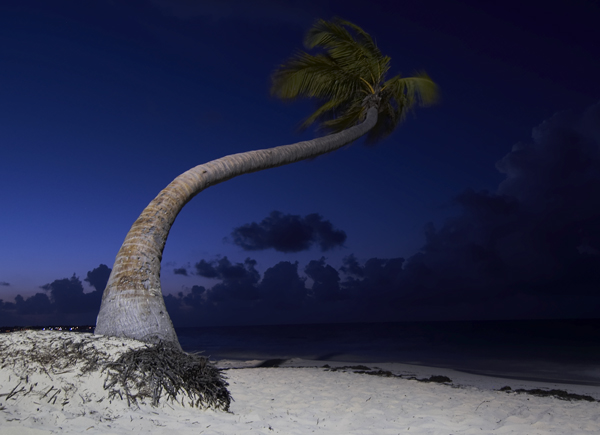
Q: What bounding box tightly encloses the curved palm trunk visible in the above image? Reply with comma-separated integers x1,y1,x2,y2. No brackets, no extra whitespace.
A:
95,107,378,347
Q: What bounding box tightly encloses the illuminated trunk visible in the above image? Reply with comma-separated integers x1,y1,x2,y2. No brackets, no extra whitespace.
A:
95,108,378,347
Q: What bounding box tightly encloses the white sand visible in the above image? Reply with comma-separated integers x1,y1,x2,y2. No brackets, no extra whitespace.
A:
1,331,598,434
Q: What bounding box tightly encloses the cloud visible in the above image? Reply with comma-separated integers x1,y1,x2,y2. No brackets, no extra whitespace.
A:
0,265,110,325
14,293,52,316
42,274,103,314
394,102,600,318
194,259,219,278
159,254,408,325
165,259,311,325
174,267,189,276
0,299,15,311
84,264,111,292
0,281,9,286
199,257,261,301
339,254,364,278
259,261,307,310
230,211,347,253
304,258,344,302
182,285,206,309
341,256,405,300
496,102,600,210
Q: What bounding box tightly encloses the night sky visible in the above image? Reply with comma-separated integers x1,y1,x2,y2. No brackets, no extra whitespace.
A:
1,0,599,327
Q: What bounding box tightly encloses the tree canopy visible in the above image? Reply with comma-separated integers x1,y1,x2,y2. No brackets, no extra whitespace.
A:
271,17,438,144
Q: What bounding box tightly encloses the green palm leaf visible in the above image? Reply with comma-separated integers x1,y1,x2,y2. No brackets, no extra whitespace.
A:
271,18,438,143
304,18,386,83
271,52,361,101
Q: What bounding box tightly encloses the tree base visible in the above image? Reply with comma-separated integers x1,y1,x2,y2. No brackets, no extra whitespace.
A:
103,342,232,411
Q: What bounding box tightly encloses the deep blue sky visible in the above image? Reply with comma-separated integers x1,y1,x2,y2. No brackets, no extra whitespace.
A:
1,0,599,326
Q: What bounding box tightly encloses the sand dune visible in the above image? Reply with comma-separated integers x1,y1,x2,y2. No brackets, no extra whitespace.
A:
1,331,598,434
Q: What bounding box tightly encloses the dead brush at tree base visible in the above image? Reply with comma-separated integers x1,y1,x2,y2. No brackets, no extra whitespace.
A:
0,331,231,412
102,342,232,411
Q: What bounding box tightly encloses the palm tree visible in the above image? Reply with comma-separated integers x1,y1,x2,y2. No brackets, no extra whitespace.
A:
94,18,438,348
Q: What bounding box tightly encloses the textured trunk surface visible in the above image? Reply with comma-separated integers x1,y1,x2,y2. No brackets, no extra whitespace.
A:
95,108,378,347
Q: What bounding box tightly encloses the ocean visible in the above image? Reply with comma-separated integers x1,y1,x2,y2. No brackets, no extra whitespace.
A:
176,319,600,386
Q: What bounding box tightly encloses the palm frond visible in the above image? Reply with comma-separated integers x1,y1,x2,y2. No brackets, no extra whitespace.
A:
271,52,362,101
321,102,365,132
365,96,402,144
383,73,439,108
362,74,438,144
299,97,348,130
304,18,386,85
329,18,384,62
270,18,439,141
304,18,380,62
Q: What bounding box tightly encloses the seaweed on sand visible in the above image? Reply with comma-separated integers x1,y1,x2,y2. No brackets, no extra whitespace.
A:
102,342,232,411
498,385,597,402
0,333,110,375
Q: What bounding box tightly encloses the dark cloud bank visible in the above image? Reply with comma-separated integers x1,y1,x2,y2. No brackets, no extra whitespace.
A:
167,102,600,326
2,103,599,326
0,265,110,326
230,211,347,252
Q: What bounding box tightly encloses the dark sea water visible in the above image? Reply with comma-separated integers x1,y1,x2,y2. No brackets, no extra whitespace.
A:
176,319,600,386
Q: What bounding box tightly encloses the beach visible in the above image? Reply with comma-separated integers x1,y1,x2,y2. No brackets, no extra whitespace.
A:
1,331,598,434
